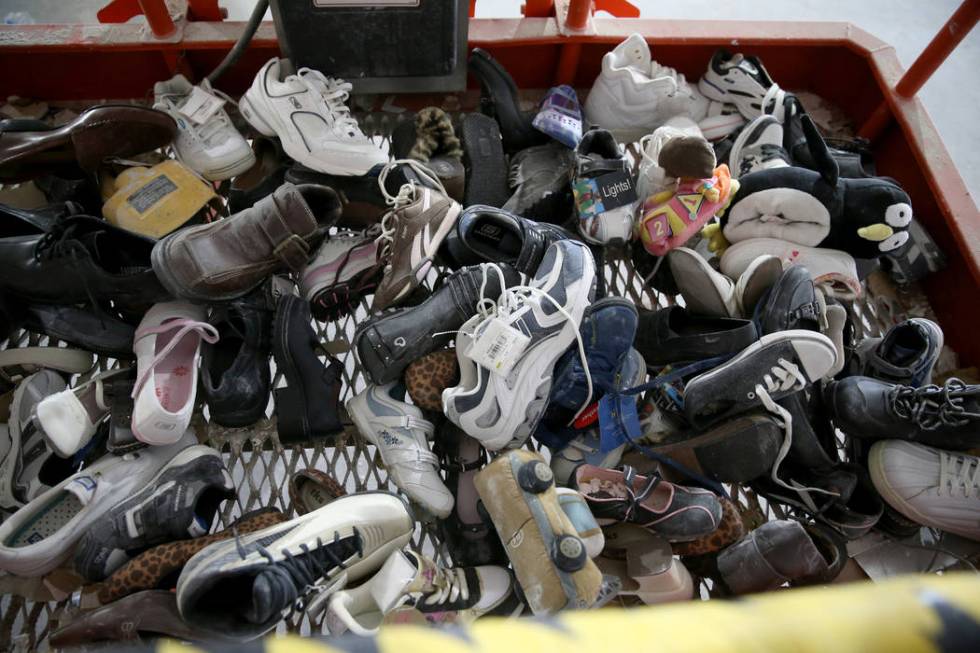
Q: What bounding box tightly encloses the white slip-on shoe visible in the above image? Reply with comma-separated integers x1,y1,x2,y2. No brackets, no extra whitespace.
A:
0,429,196,577
667,247,738,318
583,33,708,143
720,238,862,300
325,548,519,636
176,491,414,641
132,301,219,446
347,383,453,518
635,117,703,200
869,440,980,543
36,369,129,458
240,58,387,175
733,254,783,317
0,370,67,510
153,74,255,181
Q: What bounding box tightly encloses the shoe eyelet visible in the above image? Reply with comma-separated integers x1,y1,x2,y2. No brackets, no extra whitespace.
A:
747,391,756,399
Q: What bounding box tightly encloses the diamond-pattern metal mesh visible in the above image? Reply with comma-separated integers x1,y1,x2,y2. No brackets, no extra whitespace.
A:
0,104,914,650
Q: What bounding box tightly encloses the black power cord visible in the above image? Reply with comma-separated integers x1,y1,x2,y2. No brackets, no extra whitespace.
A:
206,0,270,84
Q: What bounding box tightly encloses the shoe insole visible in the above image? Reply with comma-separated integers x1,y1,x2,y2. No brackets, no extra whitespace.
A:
8,492,81,547
154,326,199,413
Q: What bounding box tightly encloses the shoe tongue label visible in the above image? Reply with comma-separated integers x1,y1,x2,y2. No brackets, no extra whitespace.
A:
64,475,98,506
187,514,209,538
573,171,637,219
598,393,642,454
178,86,225,125
468,317,530,377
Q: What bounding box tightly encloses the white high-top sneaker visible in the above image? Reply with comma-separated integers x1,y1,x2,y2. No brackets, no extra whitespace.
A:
153,74,255,181
241,58,388,175
584,33,709,144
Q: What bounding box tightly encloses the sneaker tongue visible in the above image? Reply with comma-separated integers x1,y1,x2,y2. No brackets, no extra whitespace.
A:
369,551,428,612
64,475,98,505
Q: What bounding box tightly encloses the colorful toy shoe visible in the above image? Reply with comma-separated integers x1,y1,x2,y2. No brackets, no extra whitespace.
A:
532,85,583,149
637,164,738,256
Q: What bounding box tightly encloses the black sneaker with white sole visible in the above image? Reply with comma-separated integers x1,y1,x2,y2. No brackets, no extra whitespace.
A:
73,445,235,581
728,115,790,176
441,204,571,272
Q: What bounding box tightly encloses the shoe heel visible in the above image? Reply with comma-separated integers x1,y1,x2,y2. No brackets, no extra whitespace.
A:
240,95,277,138
274,386,307,442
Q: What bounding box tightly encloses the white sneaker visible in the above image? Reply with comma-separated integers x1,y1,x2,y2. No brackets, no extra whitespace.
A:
36,369,128,458
667,247,738,318
0,371,66,510
153,74,255,181
584,33,708,143
347,383,453,518
728,114,791,176
240,58,387,175
0,430,196,577
733,254,783,317
869,440,980,543
636,117,703,200
325,548,518,636
698,100,746,141
132,301,219,446
719,238,862,300
698,50,790,121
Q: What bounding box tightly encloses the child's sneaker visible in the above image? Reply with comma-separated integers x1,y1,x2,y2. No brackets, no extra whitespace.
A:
532,85,583,149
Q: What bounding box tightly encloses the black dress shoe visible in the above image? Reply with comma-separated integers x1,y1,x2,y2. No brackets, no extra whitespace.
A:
272,294,343,442
0,215,168,310
824,376,980,450
635,305,758,366
468,49,548,154
201,292,273,428
22,304,135,359
0,200,81,232
440,204,571,272
353,263,524,385
758,265,822,334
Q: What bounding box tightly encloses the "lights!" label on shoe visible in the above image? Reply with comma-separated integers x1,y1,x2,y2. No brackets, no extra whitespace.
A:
573,171,637,219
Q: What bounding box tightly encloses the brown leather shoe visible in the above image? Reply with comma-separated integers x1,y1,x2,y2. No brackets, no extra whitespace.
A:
288,468,347,515
50,590,205,647
0,105,177,182
151,183,341,302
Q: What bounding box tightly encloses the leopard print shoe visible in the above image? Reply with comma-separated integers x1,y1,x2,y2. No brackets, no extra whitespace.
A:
672,497,746,557
405,348,459,412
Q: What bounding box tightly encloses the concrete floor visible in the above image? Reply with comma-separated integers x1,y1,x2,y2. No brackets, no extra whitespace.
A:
2,0,977,207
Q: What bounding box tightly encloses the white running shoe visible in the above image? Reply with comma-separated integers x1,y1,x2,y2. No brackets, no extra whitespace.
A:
584,33,708,143
325,548,518,636
728,114,791,176
720,238,862,300
869,440,980,543
132,301,219,446
153,74,255,181
240,58,387,175
443,240,596,450
698,50,791,121
0,430,197,577
347,383,453,518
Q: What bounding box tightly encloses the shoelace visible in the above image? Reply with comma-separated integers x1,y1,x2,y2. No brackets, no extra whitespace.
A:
890,378,980,430
238,527,363,619
375,159,450,264
130,319,219,401
410,565,470,607
34,221,106,319
293,68,363,139
649,61,686,95
939,451,980,498
469,262,594,423
753,358,837,496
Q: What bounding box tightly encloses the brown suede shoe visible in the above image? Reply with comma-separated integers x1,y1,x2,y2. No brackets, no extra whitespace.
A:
0,105,177,182
50,590,205,647
96,508,286,604
151,183,341,302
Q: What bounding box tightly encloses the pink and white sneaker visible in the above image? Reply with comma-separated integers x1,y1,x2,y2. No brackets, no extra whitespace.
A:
131,302,219,445
300,231,381,322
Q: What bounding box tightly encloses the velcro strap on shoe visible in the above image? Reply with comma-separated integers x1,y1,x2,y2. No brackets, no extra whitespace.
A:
274,234,312,273
791,301,822,325
578,158,628,176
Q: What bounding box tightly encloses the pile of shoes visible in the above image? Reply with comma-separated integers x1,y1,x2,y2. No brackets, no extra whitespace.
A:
0,35,974,649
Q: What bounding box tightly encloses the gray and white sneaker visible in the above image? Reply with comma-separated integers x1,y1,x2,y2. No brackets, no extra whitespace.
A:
869,440,980,543
73,443,235,581
0,370,66,511
728,115,791,176
443,240,596,450
176,491,414,641
0,430,197,577
347,383,454,518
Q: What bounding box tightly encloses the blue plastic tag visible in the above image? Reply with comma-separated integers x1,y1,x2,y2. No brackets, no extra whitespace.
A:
598,393,642,453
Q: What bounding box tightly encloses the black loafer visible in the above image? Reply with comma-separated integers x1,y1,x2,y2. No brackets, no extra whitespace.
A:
272,293,343,442
635,305,758,366
201,292,273,428
23,304,135,359
353,263,523,385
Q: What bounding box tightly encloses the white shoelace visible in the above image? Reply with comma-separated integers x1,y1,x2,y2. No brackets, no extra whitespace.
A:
466,263,594,424
374,159,450,263
650,61,686,94
411,565,469,606
940,451,980,498
753,358,837,496
293,68,363,138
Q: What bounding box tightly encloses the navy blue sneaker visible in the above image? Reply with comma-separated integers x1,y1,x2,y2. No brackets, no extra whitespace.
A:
849,317,943,388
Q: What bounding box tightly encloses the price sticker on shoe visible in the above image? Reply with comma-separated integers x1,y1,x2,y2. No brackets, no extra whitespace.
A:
468,317,531,377
573,171,637,219
178,86,226,125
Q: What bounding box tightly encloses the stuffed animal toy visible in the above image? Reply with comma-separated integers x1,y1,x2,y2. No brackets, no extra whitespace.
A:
636,135,739,257
708,115,912,259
